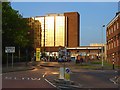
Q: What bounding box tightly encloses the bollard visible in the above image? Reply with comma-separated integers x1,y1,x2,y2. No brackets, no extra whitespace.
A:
112,53,115,70
113,60,114,70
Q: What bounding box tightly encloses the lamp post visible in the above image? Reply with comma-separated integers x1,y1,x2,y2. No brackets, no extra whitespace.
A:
101,25,105,69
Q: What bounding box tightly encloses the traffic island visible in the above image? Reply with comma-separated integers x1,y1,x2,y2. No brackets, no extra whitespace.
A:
110,76,120,85
54,79,81,90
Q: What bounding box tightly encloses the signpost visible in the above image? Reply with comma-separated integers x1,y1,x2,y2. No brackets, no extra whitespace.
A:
5,47,15,68
36,48,40,61
65,68,70,81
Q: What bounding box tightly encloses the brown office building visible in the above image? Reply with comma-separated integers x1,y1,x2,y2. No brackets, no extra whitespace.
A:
106,12,120,66
64,12,80,47
35,12,80,56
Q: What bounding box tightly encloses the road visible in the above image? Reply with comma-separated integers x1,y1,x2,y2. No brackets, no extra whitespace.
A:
2,63,119,90
2,66,58,89
70,69,118,88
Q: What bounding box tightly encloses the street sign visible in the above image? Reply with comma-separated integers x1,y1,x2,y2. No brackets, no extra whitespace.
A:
65,68,70,73
65,68,70,81
5,47,15,53
36,48,40,61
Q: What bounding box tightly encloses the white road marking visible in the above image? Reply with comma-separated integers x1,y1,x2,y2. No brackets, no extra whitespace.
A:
27,78,30,80
109,78,117,85
31,78,37,80
14,77,17,80
4,76,41,81
5,77,8,79
22,78,25,80
38,78,41,80
115,71,118,73
43,72,47,77
45,78,56,88
5,77,12,80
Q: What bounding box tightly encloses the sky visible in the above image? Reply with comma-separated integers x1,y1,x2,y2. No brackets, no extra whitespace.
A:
11,2,119,46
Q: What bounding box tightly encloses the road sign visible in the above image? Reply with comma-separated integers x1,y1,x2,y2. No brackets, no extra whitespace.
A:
5,47,15,53
65,68,70,81
65,68,70,73
36,48,40,61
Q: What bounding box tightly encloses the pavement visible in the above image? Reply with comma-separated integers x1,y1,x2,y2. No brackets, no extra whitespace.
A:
2,61,62,73
2,61,119,72
2,62,35,73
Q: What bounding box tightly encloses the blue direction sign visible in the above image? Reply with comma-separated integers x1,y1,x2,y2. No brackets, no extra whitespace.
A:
65,68,70,73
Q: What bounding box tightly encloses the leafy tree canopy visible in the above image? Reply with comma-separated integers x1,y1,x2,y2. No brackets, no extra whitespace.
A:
2,2,33,49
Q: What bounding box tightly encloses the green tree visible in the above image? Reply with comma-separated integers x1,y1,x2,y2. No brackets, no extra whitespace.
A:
2,2,33,48
2,2,34,63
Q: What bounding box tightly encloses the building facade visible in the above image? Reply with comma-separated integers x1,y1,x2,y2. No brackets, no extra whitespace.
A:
90,43,107,61
64,12,80,47
67,46,102,62
27,17,41,50
35,12,80,56
106,12,120,65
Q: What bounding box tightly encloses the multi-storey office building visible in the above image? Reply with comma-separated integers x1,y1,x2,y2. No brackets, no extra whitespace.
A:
106,12,120,65
35,12,80,56
27,17,41,50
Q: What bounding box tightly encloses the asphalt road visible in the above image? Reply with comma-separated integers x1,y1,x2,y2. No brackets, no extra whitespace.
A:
2,64,119,90
70,69,118,88
2,66,58,89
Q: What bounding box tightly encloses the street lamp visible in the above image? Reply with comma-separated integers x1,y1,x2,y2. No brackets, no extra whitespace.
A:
101,25,105,69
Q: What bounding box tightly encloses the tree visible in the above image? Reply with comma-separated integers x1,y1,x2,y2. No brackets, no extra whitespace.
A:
2,2,34,63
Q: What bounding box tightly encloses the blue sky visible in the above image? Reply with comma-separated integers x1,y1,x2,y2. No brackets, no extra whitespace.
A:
11,2,118,46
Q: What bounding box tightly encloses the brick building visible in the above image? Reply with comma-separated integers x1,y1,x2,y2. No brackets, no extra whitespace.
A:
106,12,120,65
64,12,80,47
35,12,80,56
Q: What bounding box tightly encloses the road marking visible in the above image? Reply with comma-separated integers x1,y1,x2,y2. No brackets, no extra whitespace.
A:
109,78,117,85
38,78,41,80
27,78,30,80
45,78,56,88
43,72,47,77
4,76,41,81
22,78,25,80
14,77,17,80
115,71,118,73
5,77,12,80
5,77,8,79
0,74,2,76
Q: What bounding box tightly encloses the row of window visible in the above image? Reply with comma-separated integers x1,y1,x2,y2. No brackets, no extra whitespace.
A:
107,22,119,36
107,39,119,50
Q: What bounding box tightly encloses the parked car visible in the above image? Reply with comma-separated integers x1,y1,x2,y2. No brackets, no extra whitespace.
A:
41,57,47,62
58,58,64,62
